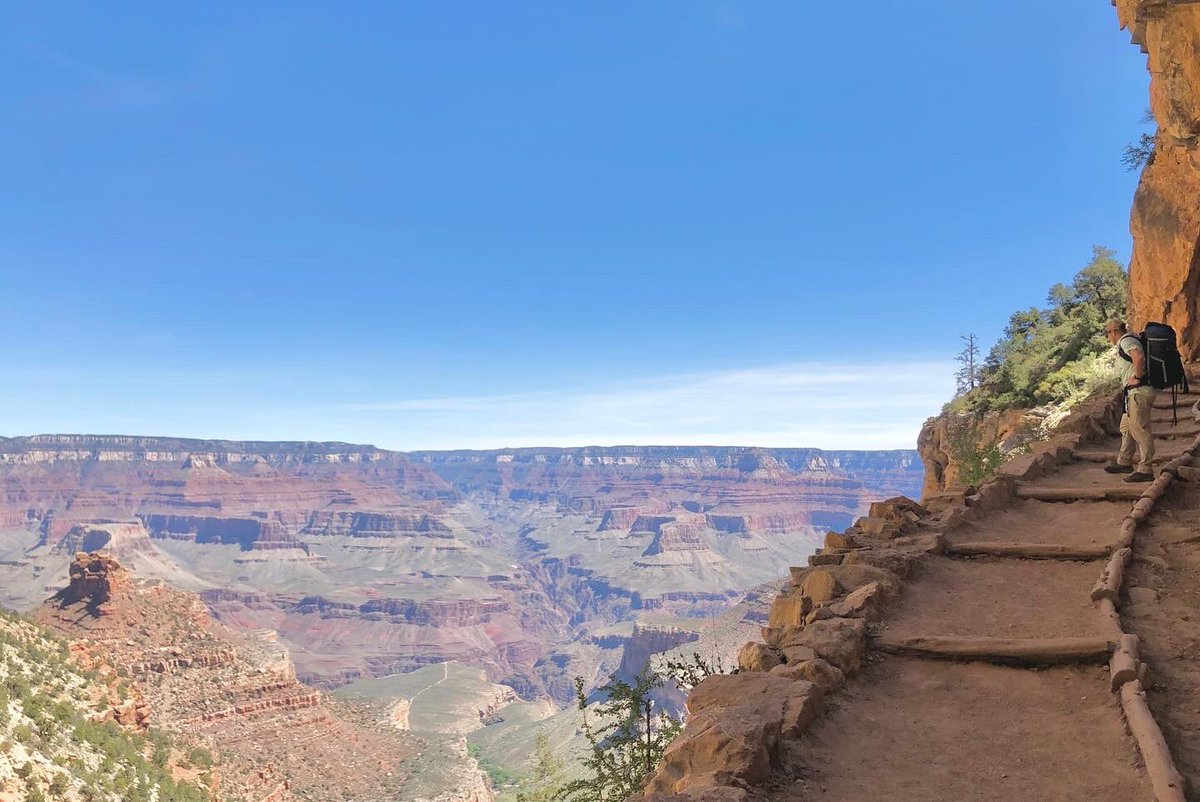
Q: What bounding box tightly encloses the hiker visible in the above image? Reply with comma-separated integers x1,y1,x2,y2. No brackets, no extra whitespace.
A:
1104,320,1155,483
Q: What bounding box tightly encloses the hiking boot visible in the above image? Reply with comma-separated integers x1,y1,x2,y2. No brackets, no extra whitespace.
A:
1104,463,1133,474
1123,471,1153,483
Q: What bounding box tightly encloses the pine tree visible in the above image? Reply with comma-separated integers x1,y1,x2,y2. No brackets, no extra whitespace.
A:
955,333,981,396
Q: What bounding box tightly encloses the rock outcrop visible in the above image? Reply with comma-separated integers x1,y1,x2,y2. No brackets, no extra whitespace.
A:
916,408,1034,497
917,395,1123,499
56,552,132,610
1115,0,1200,359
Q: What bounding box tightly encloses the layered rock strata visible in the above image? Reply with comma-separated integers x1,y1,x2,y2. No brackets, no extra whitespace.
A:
0,435,921,701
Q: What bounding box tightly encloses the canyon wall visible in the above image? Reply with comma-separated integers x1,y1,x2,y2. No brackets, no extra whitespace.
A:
1115,0,1200,359
0,435,920,710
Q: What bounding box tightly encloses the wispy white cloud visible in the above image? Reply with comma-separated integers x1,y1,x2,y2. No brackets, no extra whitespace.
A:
335,360,955,451
0,360,955,452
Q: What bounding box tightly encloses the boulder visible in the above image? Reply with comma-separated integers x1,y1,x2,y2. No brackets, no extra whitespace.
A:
767,590,812,628
792,564,900,595
841,547,918,579
686,673,824,738
651,673,826,795
736,642,783,673
779,680,824,736
805,605,836,626
824,531,852,550
780,643,817,665
870,495,927,515
923,491,969,514
867,496,929,531
799,569,842,604
854,516,901,539
644,706,780,795
827,581,885,620
785,617,867,675
771,657,846,692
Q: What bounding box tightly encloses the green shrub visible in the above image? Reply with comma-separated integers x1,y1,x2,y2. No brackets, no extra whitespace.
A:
960,246,1128,414
947,417,1004,486
48,774,69,796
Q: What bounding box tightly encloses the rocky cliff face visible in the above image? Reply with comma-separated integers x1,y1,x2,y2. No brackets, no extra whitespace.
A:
917,395,1123,498
916,409,1035,497
1115,0,1200,359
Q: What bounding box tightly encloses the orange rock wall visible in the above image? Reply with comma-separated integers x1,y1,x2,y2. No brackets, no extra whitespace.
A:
1115,0,1200,359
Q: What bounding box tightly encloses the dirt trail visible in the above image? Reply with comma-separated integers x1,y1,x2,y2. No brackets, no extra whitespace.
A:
763,389,1200,802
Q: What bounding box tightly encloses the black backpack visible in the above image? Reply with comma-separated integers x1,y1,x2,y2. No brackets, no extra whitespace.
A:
1120,321,1190,422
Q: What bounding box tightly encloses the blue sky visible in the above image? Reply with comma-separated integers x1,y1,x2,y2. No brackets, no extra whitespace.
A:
1,2,1148,450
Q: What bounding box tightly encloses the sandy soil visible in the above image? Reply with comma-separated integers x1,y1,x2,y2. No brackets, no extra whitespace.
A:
877,555,1111,639
1124,467,1200,800
768,657,1151,802
947,498,1126,550
1037,458,1158,491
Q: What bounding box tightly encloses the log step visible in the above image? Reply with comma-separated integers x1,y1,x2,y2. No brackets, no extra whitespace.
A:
1016,484,1144,502
1159,428,1200,439
945,541,1110,560
1121,681,1187,802
871,634,1115,665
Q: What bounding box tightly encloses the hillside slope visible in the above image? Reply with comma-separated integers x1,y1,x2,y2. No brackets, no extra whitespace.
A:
30,552,428,802
0,608,217,802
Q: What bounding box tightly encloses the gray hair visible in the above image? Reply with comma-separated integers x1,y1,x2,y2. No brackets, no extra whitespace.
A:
1106,320,1127,334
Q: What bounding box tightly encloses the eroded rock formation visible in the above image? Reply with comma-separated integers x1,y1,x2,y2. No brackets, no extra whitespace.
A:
1115,0,1200,359
33,552,421,802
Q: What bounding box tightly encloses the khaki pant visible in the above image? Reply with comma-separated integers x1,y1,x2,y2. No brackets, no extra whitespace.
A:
1119,387,1156,474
